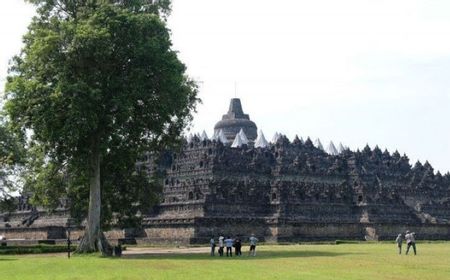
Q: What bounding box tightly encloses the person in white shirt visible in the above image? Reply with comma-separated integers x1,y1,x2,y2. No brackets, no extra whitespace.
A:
405,230,417,255
249,234,259,256
218,235,224,257
395,233,403,254
224,237,234,257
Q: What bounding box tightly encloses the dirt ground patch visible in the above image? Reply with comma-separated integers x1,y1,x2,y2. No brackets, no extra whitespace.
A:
123,246,210,256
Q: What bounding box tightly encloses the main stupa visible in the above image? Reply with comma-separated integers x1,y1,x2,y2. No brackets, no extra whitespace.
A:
213,98,257,142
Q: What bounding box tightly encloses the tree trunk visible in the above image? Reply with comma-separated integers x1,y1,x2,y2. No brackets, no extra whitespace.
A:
76,147,111,255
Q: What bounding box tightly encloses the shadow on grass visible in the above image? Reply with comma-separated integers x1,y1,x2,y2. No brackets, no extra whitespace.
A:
121,250,360,260
0,258,17,261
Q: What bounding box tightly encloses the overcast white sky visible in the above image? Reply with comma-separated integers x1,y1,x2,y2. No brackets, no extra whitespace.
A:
1,0,449,172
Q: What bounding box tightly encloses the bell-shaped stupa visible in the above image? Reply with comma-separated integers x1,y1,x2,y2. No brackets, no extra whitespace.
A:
214,98,257,142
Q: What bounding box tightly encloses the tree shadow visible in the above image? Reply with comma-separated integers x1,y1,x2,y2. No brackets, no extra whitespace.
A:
122,250,360,260
0,258,18,261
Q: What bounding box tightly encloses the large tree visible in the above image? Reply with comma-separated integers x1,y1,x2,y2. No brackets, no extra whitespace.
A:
0,117,24,212
4,0,198,254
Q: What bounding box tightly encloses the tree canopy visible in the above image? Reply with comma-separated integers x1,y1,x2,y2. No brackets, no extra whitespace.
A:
4,0,198,254
0,117,24,212
26,0,172,18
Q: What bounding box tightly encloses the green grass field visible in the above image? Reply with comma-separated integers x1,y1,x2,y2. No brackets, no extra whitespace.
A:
1,243,449,280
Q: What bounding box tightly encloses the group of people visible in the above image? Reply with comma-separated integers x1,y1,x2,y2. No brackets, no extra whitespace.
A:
395,230,417,255
210,234,259,257
210,231,418,257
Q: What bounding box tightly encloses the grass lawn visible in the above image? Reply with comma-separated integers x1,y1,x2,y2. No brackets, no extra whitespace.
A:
1,243,449,280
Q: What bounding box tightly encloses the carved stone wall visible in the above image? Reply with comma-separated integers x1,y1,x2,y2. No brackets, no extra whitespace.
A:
2,130,450,244
142,137,450,243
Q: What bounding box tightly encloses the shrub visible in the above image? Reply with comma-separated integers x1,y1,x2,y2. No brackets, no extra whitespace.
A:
0,245,76,255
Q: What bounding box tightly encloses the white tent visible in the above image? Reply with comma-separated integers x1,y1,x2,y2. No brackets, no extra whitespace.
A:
255,130,269,148
200,130,208,141
327,141,339,155
187,133,194,143
338,142,346,153
231,133,244,148
314,138,324,150
211,130,218,141
217,129,228,144
271,132,281,143
238,128,249,145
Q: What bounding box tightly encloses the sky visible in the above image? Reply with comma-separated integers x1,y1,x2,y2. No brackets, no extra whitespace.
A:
1,0,449,173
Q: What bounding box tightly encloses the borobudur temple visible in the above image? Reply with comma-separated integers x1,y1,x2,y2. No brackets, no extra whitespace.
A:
1,98,450,244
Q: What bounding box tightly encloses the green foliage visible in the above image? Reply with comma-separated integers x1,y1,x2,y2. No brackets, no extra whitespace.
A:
0,117,24,210
100,153,163,228
20,142,67,210
26,0,172,19
4,0,198,227
0,119,23,167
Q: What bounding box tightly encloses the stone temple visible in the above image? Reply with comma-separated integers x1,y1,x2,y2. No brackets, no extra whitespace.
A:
1,98,450,244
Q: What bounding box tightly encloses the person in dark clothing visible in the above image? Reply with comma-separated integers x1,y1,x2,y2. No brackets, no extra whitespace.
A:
210,237,216,256
234,237,242,256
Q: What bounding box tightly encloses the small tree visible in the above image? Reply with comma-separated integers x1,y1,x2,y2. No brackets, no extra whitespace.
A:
4,0,198,254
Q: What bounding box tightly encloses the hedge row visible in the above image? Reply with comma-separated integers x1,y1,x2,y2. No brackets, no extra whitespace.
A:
0,245,76,255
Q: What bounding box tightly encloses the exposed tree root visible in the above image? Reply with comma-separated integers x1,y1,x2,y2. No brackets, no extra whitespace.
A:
76,230,112,256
